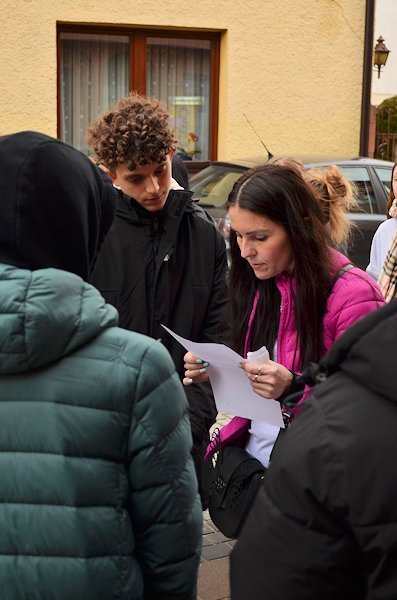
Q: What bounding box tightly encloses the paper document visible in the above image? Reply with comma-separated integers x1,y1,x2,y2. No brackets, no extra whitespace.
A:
161,325,284,428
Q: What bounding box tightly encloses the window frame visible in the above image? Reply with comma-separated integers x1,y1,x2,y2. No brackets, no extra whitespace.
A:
336,165,378,215
56,23,220,160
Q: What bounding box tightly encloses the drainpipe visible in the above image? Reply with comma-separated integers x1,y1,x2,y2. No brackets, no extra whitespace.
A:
360,0,375,156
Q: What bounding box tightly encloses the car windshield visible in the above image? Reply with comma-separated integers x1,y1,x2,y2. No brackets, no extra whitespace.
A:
190,165,244,207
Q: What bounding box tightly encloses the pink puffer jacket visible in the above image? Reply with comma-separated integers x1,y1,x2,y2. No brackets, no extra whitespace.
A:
206,250,384,459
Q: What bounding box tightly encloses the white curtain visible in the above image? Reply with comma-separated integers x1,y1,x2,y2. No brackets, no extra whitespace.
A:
147,37,211,161
60,33,129,154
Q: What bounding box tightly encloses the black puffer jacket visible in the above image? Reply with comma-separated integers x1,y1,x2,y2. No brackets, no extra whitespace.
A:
93,189,228,504
231,301,397,600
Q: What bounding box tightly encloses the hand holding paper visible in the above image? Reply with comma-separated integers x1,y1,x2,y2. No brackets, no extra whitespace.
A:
162,325,284,428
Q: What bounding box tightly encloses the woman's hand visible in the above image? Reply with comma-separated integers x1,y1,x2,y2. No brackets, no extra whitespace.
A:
241,360,293,399
183,351,210,386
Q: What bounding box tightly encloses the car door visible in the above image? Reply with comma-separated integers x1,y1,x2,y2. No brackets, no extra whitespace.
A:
372,165,393,204
337,165,387,269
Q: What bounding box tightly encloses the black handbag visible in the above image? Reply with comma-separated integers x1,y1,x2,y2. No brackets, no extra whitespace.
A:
207,430,266,539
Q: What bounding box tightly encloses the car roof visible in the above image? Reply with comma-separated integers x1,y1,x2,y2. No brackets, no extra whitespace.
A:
209,156,395,169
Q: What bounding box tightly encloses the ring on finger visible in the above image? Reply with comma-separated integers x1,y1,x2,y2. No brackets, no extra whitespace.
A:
254,374,258,382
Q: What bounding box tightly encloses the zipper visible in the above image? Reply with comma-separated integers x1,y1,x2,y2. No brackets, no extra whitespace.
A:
149,217,161,335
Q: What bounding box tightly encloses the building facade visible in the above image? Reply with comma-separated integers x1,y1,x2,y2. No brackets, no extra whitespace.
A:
1,0,366,161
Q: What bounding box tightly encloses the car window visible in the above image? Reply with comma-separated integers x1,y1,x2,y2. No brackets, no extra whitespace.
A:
336,166,378,214
373,166,392,195
190,166,244,208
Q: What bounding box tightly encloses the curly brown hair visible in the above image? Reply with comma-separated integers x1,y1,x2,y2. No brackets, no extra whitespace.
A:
87,93,177,172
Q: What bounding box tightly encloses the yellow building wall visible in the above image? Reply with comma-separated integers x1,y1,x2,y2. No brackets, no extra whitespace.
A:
0,0,365,159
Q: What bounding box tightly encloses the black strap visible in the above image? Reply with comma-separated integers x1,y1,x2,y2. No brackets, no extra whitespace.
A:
329,263,354,291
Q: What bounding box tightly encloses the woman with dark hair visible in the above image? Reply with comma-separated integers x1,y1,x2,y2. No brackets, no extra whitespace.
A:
184,163,384,468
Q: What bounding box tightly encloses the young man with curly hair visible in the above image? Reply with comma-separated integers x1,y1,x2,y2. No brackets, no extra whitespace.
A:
88,93,228,508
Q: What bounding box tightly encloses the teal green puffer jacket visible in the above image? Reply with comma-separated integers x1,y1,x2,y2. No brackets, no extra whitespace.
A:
0,264,202,599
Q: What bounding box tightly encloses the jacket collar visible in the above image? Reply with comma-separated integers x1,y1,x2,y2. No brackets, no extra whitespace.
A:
116,188,194,224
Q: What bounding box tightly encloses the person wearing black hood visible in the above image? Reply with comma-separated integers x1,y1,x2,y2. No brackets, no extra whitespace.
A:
230,300,397,599
172,152,190,190
0,131,201,599
88,93,228,509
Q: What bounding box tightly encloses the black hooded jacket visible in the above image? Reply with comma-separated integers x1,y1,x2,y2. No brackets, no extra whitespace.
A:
231,300,397,600
0,131,115,280
92,188,228,490
92,188,227,347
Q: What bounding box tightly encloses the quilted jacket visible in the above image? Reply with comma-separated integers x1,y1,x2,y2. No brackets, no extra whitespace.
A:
0,264,202,599
210,249,384,452
231,300,397,599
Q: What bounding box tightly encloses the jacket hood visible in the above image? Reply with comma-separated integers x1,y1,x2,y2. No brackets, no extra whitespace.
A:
319,300,397,404
0,131,116,281
0,265,118,374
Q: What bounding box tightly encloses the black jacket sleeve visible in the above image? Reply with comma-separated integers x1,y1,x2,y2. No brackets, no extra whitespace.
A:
231,372,397,600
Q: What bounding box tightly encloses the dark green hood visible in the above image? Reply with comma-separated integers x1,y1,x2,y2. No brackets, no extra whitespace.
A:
0,265,118,374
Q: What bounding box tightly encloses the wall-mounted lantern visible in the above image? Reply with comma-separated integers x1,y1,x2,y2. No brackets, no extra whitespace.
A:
373,36,390,79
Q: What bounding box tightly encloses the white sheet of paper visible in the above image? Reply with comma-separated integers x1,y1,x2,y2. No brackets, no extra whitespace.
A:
162,325,284,428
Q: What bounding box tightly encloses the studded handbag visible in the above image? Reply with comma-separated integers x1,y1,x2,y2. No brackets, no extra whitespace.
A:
207,430,266,539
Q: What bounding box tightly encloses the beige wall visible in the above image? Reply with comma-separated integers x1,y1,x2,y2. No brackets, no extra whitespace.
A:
0,0,365,159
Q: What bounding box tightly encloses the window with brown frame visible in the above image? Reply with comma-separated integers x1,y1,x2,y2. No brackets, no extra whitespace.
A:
57,25,220,162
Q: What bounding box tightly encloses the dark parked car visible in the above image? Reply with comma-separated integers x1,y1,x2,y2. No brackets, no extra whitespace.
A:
190,157,394,269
